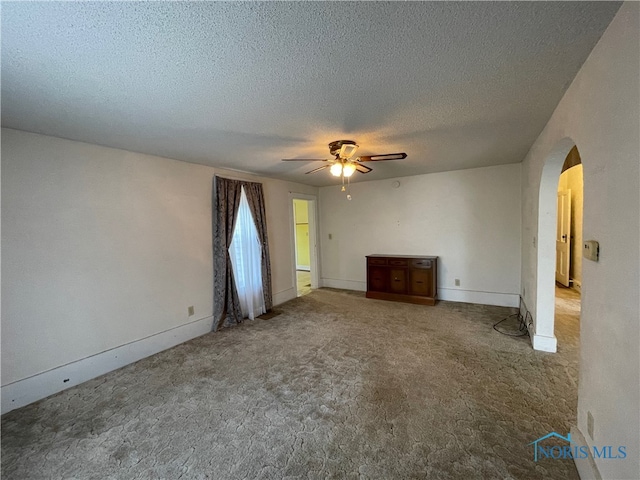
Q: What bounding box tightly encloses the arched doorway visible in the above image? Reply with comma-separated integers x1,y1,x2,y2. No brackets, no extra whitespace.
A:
532,138,583,352
533,138,574,352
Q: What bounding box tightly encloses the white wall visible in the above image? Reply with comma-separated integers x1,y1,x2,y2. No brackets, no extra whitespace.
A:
1,128,317,410
319,163,522,307
520,3,639,478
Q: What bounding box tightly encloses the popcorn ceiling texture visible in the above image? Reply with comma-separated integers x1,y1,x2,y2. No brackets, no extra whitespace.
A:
1,288,580,479
1,2,620,186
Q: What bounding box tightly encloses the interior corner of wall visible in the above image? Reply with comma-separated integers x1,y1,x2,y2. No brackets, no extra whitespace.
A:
570,425,603,480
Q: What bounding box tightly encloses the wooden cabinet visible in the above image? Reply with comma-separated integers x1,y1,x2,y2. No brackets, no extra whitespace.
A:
366,255,437,305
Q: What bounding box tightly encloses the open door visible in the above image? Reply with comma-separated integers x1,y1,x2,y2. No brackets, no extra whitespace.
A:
293,199,311,272
556,189,571,287
292,197,318,296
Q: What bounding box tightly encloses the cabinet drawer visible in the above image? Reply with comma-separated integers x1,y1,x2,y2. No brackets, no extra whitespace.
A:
411,259,432,269
367,257,387,266
388,259,408,266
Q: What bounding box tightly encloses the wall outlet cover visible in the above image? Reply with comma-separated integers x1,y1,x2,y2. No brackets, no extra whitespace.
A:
188,306,195,316
583,240,599,261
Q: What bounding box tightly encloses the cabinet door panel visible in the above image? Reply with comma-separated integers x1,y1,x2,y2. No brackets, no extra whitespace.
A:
368,266,387,292
410,268,433,296
389,268,407,294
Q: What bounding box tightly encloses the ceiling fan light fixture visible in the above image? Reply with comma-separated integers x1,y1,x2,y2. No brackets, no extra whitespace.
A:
339,143,359,159
330,162,343,177
342,162,356,177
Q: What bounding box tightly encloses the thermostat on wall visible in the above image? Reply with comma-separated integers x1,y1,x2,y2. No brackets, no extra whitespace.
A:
583,240,599,262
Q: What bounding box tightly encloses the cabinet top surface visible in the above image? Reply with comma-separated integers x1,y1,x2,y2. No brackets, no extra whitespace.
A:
367,254,438,259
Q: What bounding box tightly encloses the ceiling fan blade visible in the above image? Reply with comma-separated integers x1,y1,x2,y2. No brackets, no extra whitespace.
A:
282,158,329,162
305,165,331,174
355,163,372,174
358,153,407,162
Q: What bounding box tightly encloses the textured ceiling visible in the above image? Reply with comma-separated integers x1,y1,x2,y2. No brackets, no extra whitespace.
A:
1,2,621,186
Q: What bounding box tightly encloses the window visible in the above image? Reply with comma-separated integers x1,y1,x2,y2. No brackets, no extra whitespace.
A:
228,186,265,319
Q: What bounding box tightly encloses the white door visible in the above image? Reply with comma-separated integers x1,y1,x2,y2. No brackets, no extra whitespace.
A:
556,189,572,287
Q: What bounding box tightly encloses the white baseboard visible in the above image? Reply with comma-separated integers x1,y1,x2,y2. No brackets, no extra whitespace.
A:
1,315,214,414
273,287,296,306
531,333,558,352
296,265,310,272
321,278,367,291
438,288,520,307
319,281,519,308
571,426,602,480
519,297,558,353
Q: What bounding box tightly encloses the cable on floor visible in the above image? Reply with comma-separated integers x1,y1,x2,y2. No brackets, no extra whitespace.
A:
493,311,529,337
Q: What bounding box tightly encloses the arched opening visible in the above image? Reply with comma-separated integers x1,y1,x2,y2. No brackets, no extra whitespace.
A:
533,138,572,351
534,138,584,352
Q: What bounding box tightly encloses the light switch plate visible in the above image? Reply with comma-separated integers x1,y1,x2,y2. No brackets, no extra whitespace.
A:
583,240,599,261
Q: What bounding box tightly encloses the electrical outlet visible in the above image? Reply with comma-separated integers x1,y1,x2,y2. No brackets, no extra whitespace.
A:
587,411,594,440
188,306,194,316
455,279,460,286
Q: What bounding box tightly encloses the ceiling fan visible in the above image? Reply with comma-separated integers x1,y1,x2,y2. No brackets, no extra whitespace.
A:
282,140,407,178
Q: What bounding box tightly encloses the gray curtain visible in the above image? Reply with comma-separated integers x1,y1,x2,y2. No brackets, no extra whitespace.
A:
212,176,273,330
213,176,243,329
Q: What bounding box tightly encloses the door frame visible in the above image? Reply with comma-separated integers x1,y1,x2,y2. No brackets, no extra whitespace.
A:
289,193,320,291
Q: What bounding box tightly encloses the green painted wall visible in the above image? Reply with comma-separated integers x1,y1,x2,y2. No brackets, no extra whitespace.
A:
293,199,310,268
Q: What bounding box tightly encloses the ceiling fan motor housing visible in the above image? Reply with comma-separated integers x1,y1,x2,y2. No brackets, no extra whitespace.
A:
329,140,357,157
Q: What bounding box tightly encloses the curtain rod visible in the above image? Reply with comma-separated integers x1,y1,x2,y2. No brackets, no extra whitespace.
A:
214,173,262,184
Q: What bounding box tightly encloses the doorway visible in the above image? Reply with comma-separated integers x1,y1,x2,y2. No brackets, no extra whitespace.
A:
290,195,319,297
555,146,583,353
556,146,584,291
535,139,584,353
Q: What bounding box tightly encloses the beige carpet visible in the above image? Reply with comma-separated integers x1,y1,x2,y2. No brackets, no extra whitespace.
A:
296,270,312,297
1,288,579,479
